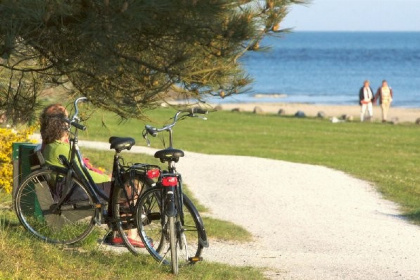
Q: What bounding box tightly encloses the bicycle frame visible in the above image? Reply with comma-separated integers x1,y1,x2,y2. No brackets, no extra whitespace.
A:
143,108,209,246
55,97,158,226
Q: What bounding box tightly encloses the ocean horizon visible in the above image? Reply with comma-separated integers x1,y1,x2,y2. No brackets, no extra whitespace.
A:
208,31,420,108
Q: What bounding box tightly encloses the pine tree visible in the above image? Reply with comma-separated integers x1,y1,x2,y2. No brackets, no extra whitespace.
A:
0,0,306,123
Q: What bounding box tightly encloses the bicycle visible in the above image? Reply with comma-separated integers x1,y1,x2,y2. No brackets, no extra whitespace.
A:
14,97,161,252
135,108,209,274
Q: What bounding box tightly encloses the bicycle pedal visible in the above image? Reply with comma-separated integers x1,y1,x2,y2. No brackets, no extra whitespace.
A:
188,257,203,263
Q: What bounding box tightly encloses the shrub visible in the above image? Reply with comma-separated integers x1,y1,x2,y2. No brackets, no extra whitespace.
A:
0,126,35,194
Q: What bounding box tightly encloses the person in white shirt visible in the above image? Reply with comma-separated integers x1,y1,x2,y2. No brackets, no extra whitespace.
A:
358,80,375,122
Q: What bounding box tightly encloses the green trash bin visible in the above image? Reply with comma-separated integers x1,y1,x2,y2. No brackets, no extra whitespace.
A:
12,142,43,216
12,143,41,194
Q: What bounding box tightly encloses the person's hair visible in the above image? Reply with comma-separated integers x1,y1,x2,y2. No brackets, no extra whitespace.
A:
40,104,69,144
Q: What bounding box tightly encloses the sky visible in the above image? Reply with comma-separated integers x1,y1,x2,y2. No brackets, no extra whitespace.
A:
282,0,420,31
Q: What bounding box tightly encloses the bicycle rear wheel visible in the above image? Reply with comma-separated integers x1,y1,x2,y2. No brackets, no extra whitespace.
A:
112,174,153,255
136,187,205,268
14,168,97,244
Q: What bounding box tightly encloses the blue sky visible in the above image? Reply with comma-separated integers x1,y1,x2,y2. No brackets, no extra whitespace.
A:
282,0,420,31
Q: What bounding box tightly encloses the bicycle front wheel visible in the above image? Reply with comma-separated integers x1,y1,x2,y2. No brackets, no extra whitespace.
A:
14,168,97,244
136,187,204,268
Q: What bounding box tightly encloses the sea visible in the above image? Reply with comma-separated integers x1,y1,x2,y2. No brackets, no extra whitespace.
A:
209,32,420,108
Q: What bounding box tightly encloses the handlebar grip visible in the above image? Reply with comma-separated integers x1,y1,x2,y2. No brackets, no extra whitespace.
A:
145,125,158,137
63,118,86,131
71,121,86,131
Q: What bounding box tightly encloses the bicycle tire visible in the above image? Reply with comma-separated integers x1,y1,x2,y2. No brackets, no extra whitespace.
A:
136,187,205,267
112,174,153,255
14,168,97,244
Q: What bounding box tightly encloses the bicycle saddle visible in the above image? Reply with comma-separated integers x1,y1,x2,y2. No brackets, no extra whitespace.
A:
154,148,184,163
109,136,135,152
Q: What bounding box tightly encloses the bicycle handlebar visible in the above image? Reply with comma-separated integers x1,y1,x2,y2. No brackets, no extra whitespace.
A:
142,107,207,144
64,118,87,131
64,97,88,131
73,97,88,119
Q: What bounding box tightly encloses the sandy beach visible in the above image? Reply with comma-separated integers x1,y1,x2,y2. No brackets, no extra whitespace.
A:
209,102,420,123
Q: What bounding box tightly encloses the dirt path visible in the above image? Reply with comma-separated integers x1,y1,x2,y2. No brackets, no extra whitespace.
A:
80,140,420,279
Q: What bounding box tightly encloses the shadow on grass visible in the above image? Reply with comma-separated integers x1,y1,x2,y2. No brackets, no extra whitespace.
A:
0,218,21,228
402,210,420,225
0,206,22,229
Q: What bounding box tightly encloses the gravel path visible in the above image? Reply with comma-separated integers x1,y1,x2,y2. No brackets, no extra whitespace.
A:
80,140,420,280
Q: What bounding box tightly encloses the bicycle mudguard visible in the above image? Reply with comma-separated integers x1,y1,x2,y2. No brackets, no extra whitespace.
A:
165,191,177,217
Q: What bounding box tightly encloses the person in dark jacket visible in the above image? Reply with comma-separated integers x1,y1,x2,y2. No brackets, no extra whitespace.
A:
359,80,375,122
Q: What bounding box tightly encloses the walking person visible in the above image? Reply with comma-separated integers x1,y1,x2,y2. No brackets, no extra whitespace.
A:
359,80,375,122
375,80,393,122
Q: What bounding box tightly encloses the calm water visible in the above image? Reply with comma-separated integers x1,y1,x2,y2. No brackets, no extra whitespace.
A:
213,32,420,108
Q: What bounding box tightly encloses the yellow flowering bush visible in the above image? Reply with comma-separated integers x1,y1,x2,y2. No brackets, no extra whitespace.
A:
0,126,36,194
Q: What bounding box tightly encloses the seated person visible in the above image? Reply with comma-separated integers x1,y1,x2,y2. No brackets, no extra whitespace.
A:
40,104,110,187
39,103,144,247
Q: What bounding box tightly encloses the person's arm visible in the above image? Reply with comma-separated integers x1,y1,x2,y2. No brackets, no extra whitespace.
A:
374,88,381,104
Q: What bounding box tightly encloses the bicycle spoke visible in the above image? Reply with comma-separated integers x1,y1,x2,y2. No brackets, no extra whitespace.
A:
15,168,96,244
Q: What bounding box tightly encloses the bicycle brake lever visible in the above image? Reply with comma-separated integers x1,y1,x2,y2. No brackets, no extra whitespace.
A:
142,129,151,146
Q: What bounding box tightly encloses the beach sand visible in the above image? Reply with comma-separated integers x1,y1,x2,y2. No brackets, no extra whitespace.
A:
209,102,420,123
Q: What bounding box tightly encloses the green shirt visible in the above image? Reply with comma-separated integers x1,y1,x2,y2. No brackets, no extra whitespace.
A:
42,140,110,184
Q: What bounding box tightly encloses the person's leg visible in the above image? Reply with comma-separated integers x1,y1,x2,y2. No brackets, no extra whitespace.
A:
119,178,143,244
360,104,367,122
98,181,112,197
367,102,373,121
382,102,390,122
125,178,143,243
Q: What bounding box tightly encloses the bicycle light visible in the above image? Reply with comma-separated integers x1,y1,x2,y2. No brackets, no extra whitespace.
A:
162,176,178,187
147,169,160,179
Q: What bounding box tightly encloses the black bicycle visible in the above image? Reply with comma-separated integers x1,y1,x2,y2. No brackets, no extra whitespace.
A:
14,97,160,251
135,109,209,274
